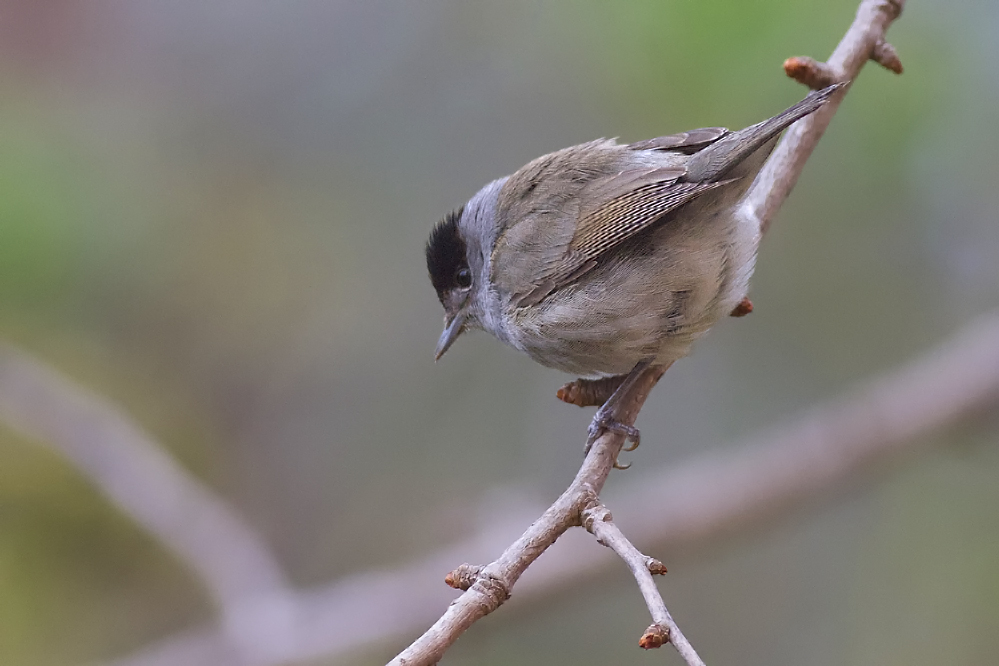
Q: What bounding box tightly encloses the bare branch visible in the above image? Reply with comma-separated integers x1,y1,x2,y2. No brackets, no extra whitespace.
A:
0,345,296,644
741,0,906,236
388,363,668,665
582,502,703,663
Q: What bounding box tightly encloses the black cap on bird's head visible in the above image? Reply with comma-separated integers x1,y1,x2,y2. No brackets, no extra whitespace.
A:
426,206,473,360
426,207,466,300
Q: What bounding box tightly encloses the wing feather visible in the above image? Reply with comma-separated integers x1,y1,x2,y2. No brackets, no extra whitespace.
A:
514,169,735,307
627,127,730,154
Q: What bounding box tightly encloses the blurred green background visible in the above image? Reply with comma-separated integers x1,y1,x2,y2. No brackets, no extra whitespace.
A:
0,1,997,664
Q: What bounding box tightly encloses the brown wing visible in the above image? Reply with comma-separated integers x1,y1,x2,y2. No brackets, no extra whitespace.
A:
515,167,735,307
627,127,731,154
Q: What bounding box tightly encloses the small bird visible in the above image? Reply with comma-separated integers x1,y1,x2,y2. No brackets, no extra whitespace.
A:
427,84,841,448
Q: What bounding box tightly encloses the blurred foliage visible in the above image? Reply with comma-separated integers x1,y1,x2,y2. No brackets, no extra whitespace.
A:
0,1,996,665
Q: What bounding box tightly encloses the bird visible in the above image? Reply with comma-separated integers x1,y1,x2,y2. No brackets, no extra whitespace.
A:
426,83,841,453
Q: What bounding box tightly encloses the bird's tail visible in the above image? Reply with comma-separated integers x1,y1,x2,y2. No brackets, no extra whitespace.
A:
685,82,845,182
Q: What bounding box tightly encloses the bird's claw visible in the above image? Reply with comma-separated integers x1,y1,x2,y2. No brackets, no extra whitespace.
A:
584,411,641,464
580,360,652,469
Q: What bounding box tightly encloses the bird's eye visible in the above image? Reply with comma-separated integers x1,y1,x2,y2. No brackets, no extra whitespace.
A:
455,267,472,288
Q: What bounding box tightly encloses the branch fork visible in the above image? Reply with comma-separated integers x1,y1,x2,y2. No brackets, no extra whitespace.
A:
784,0,903,90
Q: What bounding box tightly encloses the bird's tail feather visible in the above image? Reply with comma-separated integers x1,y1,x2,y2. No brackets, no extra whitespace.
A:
685,82,845,182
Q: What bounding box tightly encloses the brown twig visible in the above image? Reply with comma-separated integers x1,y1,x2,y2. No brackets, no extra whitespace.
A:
783,56,839,90
558,374,627,408
388,364,668,666
582,502,702,662
871,38,904,74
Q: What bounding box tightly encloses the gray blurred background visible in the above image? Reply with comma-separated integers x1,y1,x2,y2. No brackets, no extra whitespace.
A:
0,1,997,664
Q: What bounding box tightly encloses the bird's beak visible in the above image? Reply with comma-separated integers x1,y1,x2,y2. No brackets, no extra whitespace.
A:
435,310,467,361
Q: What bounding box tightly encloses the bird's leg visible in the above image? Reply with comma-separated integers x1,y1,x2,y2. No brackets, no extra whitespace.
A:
557,374,628,407
584,360,652,465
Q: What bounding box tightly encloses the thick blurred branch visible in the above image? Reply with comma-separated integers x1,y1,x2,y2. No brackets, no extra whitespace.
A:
0,345,297,648
105,312,999,666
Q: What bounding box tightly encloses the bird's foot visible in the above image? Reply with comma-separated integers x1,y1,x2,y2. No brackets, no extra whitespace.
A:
581,361,652,469
585,407,641,469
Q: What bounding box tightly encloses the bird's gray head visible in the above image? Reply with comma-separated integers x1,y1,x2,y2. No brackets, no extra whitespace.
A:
426,177,509,360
